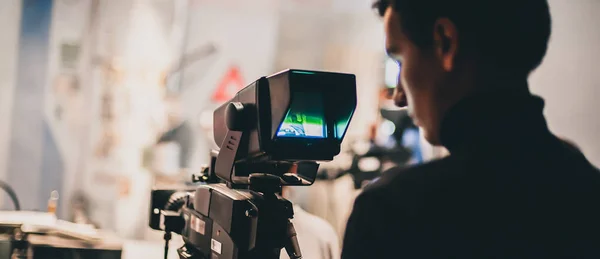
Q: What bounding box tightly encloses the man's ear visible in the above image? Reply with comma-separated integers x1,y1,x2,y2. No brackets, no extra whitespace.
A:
432,18,459,72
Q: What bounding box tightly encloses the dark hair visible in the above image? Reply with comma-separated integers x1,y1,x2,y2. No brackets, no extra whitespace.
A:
374,0,552,77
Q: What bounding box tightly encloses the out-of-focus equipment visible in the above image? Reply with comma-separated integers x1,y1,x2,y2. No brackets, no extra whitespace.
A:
0,180,20,211
47,191,59,215
149,69,357,259
316,105,420,189
0,186,121,259
0,211,122,259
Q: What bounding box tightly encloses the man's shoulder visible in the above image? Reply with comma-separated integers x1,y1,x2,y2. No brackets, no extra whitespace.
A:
343,156,471,250
294,206,336,231
362,155,468,197
293,206,340,246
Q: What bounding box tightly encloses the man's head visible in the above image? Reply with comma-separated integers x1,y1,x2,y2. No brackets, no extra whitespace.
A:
376,0,552,144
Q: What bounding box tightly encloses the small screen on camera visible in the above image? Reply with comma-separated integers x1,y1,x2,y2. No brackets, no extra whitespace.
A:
277,92,326,138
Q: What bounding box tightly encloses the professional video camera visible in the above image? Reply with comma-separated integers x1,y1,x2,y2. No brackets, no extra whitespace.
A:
149,69,357,259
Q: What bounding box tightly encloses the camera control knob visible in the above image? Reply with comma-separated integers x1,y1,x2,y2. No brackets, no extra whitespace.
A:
192,165,211,183
226,102,246,131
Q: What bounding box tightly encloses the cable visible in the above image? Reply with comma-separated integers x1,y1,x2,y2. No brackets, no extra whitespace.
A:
164,232,172,259
0,180,20,210
162,192,187,259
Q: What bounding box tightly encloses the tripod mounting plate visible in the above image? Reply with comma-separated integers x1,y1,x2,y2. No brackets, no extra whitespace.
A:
248,174,282,194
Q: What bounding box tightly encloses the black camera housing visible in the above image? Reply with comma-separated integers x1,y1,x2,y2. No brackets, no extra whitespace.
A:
149,69,358,259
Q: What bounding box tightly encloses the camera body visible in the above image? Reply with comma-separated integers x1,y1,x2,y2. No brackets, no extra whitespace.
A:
149,69,357,259
177,179,293,259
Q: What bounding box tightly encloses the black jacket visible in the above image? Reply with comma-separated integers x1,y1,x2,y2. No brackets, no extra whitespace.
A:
341,86,600,258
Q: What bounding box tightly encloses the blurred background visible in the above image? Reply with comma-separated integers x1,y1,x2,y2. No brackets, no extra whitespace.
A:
0,0,599,258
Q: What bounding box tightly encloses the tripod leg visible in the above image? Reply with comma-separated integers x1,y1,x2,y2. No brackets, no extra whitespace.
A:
284,219,302,259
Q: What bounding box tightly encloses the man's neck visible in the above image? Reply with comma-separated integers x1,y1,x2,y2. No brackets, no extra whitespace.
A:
453,74,529,108
439,83,546,153
474,70,529,90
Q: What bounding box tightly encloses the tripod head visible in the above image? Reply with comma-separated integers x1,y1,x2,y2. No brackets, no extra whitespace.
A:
149,69,357,259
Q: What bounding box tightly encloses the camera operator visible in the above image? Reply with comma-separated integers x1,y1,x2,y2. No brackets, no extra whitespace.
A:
342,0,600,258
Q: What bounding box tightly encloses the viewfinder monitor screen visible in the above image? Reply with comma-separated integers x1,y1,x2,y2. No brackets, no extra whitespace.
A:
276,92,326,138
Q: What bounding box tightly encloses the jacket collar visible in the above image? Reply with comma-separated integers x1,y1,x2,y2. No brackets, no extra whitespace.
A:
439,82,551,154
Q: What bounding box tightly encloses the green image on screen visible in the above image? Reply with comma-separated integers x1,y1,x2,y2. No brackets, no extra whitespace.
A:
277,92,326,138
